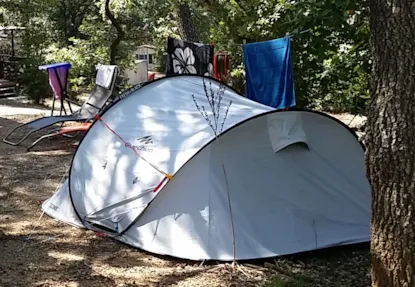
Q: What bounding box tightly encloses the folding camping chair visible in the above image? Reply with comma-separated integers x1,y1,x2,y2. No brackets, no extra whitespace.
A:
3,65,119,150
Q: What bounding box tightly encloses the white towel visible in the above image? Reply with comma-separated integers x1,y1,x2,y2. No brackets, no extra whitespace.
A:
95,65,118,89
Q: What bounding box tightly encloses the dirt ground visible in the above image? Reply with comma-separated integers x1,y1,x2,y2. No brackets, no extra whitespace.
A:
0,98,370,287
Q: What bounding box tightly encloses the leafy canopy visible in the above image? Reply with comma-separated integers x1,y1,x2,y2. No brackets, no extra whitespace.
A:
0,0,370,113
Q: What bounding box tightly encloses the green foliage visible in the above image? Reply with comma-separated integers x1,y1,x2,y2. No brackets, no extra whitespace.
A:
287,0,370,112
47,0,94,45
45,8,112,98
0,0,55,103
140,0,370,113
1,0,151,102
1,0,370,113
46,41,107,98
194,0,371,113
19,57,51,104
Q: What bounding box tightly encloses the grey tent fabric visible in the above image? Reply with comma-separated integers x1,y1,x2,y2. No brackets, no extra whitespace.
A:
3,66,118,148
42,75,370,261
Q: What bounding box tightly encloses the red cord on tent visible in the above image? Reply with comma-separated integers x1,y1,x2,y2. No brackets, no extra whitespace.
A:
37,199,44,208
94,114,173,192
153,176,169,192
95,231,105,237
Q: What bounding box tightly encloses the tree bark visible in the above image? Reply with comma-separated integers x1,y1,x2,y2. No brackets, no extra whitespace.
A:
366,1,415,286
105,0,125,65
176,2,198,42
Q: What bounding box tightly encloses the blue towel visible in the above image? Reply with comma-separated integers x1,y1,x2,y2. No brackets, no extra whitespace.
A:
242,36,295,109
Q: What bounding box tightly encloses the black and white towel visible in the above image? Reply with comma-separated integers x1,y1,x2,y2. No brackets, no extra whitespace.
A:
166,37,214,76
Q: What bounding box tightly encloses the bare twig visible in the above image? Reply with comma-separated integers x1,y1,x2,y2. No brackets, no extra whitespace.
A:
192,77,236,264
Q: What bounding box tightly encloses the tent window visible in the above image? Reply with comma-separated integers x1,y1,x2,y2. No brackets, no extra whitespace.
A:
267,112,309,153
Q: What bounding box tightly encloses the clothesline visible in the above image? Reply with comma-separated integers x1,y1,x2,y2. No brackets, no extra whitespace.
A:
240,28,312,46
287,28,312,38
167,28,311,49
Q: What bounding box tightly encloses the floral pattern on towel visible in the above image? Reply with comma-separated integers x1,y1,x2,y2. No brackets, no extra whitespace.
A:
173,47,197,74
166,37,214,76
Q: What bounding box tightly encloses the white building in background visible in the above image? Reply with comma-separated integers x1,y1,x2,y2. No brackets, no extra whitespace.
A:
125,44,158,86
135,44,157,71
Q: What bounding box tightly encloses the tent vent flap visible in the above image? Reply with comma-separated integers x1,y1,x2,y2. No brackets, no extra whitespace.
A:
267,112,309,153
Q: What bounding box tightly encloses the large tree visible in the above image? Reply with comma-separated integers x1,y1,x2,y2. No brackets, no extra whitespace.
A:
176,2,198,42
366,0,415,286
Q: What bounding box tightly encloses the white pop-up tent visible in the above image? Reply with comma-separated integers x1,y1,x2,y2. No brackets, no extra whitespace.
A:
42,74,371,261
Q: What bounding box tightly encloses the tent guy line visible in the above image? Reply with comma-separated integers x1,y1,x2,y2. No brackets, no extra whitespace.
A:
93,113,173,192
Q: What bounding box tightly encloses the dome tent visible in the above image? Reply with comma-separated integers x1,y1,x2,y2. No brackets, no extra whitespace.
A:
42,74,371,261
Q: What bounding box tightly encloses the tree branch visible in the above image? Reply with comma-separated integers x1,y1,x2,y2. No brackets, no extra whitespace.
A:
105,0,125,65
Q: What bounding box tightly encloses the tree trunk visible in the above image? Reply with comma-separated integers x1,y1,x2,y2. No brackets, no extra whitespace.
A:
105,0,125,65
176,2,198,42
366,1,415,286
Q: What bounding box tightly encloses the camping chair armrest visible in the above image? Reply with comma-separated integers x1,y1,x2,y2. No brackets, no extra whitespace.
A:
65,98,83,107
86,102,104,112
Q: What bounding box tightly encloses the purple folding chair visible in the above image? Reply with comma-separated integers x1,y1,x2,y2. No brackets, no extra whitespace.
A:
38,62,72,116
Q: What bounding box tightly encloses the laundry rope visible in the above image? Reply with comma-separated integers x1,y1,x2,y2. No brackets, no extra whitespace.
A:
94,114,172,192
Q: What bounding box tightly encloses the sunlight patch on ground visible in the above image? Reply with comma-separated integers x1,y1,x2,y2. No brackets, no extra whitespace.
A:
0,106,48,116
92,262,172,278
34,280,80,287
28,150,74,156
0,220,35,234
48,251,85,262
